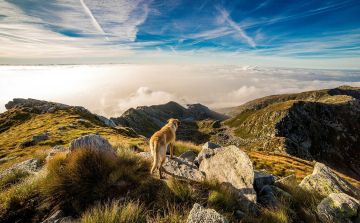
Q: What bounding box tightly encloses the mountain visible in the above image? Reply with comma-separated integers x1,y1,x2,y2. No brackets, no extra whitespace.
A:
223,86,360,180
110,101,228,141
222,85,360,118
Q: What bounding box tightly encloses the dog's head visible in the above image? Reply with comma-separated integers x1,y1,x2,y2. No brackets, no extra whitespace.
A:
167,118,181,129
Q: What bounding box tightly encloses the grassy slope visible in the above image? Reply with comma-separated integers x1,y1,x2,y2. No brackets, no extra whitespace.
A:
0,107,142,171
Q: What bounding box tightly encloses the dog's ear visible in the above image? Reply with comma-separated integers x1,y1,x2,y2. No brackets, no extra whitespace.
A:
167,119,172,123
177,120,181,126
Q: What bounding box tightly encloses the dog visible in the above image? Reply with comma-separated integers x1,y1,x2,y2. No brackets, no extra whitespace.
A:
150,118,181,179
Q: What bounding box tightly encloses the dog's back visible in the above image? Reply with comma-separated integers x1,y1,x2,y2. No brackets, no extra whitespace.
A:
150,119,181,178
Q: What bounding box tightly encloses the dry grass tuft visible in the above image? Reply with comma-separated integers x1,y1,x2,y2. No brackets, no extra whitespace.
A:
79,199,146,223
40,147,150,214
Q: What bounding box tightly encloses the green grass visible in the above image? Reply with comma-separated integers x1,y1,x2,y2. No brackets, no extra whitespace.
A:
0,169,30,191
167,178,193,202
0,171,45,219
173,141,201,157
79,200,146,223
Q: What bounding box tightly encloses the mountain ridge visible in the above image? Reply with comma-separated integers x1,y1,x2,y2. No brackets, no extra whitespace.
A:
223,86,360,181
110,101,227,139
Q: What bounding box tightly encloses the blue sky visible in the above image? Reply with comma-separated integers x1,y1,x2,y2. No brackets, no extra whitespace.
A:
0,0,360,68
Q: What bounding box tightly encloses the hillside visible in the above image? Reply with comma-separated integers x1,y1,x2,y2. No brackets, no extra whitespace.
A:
110,101,228,142
0,98,141,171
222,85,360,118
224,86,360,181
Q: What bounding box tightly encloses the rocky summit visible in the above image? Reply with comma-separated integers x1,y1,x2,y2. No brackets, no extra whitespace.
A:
223,86,360,181
110,101,227,142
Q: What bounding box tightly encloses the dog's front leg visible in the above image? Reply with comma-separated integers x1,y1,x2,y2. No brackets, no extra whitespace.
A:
169,142,174,159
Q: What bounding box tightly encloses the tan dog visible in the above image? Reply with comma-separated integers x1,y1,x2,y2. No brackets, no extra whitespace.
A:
150,118,181,179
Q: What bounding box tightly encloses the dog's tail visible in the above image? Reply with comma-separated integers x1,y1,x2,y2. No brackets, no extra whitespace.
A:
150,138,160,174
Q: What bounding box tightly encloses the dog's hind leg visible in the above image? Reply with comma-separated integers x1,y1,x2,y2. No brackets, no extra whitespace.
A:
150,139,160,175
169,142,174,159
159,156,166,179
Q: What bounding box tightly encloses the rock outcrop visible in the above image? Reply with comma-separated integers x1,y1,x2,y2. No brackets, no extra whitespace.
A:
0,158,40,176
68,134,117,158
4,98,117,128
223,86,360,180
110,101,227,138
186,203,229,223
300,163,360,199
46,145,66,161
317,193,360,223
196,143,256,208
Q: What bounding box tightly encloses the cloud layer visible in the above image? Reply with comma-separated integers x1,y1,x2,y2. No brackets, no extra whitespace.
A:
1,64,359,117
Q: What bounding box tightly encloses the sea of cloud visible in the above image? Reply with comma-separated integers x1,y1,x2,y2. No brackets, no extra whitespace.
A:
0,64,359,117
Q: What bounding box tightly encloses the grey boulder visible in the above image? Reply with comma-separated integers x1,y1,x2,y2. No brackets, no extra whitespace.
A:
300,162,360,199
68,134,117,158
140,152,205,181
317,193,360,223
196,144,257,209
186,203,229,223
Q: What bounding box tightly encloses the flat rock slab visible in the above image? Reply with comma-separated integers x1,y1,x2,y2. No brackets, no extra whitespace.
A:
139,152,205,181
186,203,229,223
300,162,360,199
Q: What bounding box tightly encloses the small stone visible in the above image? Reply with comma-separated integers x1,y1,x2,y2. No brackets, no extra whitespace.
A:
33,134,48,142
78,119,86,123
254,171,275,192
41,210,64,223
68,124,78,128
236,210,246,218
186,203,229,223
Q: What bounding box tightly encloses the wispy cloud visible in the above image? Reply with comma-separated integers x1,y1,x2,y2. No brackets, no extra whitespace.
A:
79,0,106,35
215,5,256,48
